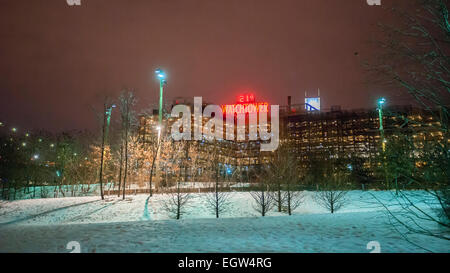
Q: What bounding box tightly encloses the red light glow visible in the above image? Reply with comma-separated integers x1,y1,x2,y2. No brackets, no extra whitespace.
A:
221,102,269,114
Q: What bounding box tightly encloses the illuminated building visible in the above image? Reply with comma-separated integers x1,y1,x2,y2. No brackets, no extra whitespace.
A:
138,94,447,182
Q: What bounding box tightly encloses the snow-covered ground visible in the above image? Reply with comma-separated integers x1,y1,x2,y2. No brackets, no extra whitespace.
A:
0,191,448,253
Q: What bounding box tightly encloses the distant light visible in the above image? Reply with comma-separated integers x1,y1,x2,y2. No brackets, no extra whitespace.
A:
38,139,42,142
111,104,117,108
33,154,39,160
25,133,30,137
73,153,77,156
56,170,61,177
155,69,166,80
378,97,386,105
22,142,26,147
11,127,17,132
347,164,353,171
50,144,55,148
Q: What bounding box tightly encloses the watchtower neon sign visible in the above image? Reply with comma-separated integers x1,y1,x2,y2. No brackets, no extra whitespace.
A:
170,94,279,152
221,94,269,114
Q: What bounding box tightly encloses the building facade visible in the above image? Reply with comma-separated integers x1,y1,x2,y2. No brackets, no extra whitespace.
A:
138,96,447,182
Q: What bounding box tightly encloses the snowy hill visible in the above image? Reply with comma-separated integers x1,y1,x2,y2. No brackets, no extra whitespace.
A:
0,191,448,253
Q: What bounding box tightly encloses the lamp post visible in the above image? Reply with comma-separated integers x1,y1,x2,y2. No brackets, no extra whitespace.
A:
99,103,116,200
148,125,162,197
377,97,389,189
377,97,386,152
155,69,167,125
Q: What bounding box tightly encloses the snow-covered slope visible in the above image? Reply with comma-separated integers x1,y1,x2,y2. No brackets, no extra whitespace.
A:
0,191,448,253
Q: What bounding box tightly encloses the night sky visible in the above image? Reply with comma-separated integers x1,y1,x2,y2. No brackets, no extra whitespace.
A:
0,0,404,132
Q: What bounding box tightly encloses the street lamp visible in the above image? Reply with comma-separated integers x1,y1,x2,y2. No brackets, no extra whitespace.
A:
377,97,386,151
99,103,116,200
155,68,167,125
156,125,162,138
377,97,389,189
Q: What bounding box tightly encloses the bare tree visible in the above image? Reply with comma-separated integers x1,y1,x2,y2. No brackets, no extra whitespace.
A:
138,108,165,197
204,140,233,218
371,135,450,244
314,187,348,214
116,141,124,197
313,159,349,214
161,140,192,219
265,144,305,215
146,128,162,197
161,181,191,220
366,0,449,119
365,0,450,245
98,97,116,200
118,90,137,200
251,173,274,217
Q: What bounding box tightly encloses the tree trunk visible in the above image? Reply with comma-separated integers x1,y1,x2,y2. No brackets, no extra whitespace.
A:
287,185,292,216
215,167,219,218
148,143,159,197
122,108,129,200
215,182,219,218
277,184,282,212
99,106,106,200
177,181,181,220
261,190,265,217
33,180,36,199
117,142,123,197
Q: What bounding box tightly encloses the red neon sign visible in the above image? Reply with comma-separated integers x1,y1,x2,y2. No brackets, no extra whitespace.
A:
237,93,255,104
221,103,269,114
221,93,268,114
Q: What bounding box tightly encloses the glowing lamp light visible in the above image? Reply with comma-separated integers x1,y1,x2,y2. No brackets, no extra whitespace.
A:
378,97,386,105
155,69,166,80
33,154,39,160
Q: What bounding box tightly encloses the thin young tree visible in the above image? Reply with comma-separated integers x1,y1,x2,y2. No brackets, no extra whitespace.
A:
266,144,304,214
204,140,233,218
118,90,137,200
251,170,275,217
98,97,116,200
313,158,349,214
161,140,192,219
